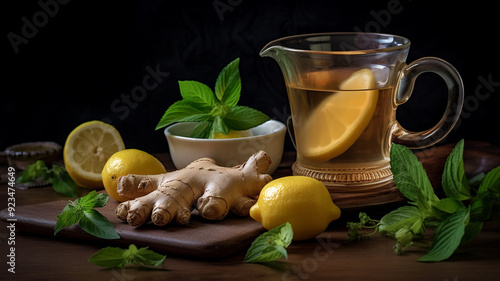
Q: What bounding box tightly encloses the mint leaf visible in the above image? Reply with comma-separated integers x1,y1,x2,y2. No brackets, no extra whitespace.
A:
211,115,229,136
215,57,241,106
135,247,167,267
379,206,424,236
80,209,120,240
442,140,471,201
94,192,110,208
430,198,464,221
16,160,47,183
244,222,293,263
178,80,217,109
51,170,78,197
469,165,500,222
418,207,469,262
191,122,213,138
89,245,166,268
461,221,483,243
88,247,127,268
54,191,119,239
54,201,83,235
47,164,79,197
77,190,102,209
477,165,500,195
469,192,497,222
155,100,211,130
224,106,270,130
390,143,438,205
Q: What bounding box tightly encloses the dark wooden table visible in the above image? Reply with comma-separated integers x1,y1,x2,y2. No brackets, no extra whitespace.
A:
1,141,500,281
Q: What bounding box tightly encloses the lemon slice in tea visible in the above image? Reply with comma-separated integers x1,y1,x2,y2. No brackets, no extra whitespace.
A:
64,121,125,189
300,69,379,162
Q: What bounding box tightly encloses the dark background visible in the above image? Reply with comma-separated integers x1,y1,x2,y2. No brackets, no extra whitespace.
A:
2,0,499,153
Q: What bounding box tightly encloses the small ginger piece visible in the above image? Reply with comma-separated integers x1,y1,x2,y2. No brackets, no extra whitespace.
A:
115,150,272,227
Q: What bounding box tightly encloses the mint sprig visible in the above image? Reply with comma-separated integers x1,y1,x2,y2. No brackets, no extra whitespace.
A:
17,160,78,197
54,191,120,239
244,222,293,263
347,140,500,262
89,244,166,268
155,58,270,138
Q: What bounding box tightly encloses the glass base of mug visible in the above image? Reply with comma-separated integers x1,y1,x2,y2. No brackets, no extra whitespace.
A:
292,162,404,209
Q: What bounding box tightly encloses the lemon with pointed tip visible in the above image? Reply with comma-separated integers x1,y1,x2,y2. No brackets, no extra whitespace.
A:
250,176,341,241
300,68,379,162
64,121,125,189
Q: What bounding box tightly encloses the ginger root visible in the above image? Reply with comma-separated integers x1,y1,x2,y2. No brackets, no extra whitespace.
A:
115,150,272,227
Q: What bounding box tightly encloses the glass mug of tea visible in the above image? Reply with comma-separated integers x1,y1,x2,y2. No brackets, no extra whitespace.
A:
261,33,463,207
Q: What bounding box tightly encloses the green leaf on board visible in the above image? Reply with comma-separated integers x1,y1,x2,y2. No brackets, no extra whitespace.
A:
54,191,120,239
244,222,293,263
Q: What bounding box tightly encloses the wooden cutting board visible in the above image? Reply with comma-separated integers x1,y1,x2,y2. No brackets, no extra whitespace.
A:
0,197,265,259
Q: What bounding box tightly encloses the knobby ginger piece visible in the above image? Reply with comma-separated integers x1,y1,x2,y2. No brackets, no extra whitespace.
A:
115,150,272,227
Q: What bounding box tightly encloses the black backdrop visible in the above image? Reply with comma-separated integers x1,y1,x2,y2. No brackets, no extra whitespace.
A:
2,0,499,153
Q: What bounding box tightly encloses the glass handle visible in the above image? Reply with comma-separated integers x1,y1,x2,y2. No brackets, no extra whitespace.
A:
286,116,297,150
392,57,464,149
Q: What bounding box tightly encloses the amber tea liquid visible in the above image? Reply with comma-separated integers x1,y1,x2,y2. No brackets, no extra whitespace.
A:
287,69,395,185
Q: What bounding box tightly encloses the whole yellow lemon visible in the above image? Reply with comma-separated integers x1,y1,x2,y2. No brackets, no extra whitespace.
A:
250,176,341,241
102,149,166,202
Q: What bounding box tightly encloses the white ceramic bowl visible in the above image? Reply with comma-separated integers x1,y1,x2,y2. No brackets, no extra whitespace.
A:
164,120,286,174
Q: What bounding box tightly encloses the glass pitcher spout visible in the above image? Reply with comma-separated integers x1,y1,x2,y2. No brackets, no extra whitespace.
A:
259,36,296,60
259,39,297,82
259,41,281,59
